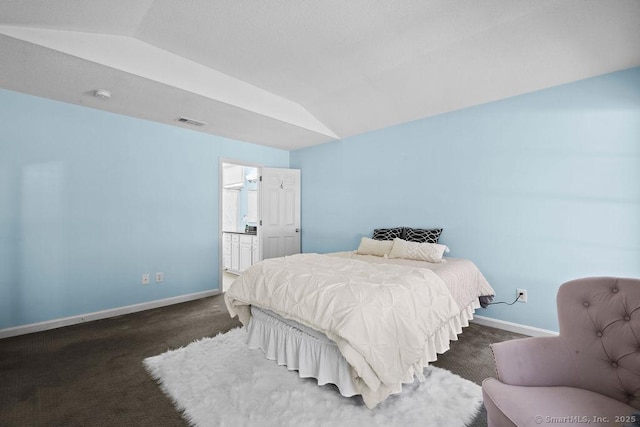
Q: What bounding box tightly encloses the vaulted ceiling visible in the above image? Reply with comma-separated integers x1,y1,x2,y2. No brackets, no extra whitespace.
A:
1,0,639,150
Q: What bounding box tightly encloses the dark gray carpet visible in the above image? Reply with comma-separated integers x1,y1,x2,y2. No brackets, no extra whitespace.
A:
0,295,524,426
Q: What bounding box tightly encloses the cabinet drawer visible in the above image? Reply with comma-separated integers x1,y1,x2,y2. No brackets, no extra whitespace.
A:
239,235,253,245
223,233,231,242
231,234,240,243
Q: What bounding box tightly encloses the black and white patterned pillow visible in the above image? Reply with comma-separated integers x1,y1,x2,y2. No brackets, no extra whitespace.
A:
405,228,442,244
372,227,404,241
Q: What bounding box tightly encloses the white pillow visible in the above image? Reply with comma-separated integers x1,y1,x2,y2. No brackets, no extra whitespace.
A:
355,237,393,257
388,238,448,263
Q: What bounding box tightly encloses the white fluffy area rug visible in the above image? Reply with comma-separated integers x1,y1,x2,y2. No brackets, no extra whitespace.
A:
144,328,482,427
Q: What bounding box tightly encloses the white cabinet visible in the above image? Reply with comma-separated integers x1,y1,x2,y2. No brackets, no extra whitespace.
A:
231,234,240,272
239,235,253,271
253,236,259,266
223,232,259,274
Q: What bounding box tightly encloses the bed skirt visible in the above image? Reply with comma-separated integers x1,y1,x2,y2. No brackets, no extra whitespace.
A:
246,299,480,398
247,306,359,396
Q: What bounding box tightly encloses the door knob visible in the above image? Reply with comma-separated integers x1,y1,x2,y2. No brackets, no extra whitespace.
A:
295,228,300,232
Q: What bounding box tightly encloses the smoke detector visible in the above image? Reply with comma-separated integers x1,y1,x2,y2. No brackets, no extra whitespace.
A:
93,89,112,100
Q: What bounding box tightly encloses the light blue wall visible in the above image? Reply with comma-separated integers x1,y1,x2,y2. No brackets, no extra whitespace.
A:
3,68,639,333
0,89,288,329
291,67,640,331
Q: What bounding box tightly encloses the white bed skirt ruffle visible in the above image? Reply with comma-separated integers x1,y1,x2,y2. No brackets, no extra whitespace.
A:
247,306,359,397
247,299,480,398
423,298,480,363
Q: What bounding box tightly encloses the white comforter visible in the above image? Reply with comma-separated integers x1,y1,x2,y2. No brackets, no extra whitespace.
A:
224,253,462,408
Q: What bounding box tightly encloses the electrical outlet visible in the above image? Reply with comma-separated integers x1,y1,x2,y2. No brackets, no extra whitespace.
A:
142,273,150,285
517,288,528,303
155,272,164,283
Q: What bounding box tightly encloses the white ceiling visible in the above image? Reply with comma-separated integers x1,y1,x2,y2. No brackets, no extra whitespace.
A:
1,0,639,151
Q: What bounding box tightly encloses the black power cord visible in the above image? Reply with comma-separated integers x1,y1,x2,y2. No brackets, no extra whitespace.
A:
488,292,524,306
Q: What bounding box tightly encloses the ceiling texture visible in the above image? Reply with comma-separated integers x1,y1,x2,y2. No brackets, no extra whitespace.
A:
1,0,639,150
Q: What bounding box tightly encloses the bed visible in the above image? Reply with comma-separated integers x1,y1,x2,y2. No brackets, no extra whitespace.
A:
224,234,495,408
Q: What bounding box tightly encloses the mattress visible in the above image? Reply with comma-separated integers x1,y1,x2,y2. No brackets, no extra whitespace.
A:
327,251,495,308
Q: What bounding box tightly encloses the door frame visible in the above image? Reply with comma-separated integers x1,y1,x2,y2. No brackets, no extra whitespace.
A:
218,157,262,292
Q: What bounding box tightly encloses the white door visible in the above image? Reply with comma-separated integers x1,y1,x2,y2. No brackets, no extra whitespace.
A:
260,167,301,259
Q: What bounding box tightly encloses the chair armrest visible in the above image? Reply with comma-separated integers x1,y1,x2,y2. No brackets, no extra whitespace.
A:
491,336,580,387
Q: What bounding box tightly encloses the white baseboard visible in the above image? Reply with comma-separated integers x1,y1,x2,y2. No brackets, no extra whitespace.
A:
471,315,558,337
0,289,221,339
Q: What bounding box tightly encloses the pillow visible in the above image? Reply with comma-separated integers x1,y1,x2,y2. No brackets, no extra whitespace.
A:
388,238,448,263
355,237,393,257
372,227,404,241
405,227,443,244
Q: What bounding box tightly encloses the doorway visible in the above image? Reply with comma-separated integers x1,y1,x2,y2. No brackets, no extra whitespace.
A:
219,161,302,292
220,160,261,291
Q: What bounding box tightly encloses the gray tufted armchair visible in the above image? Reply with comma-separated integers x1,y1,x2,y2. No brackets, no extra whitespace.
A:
482,277,640,427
